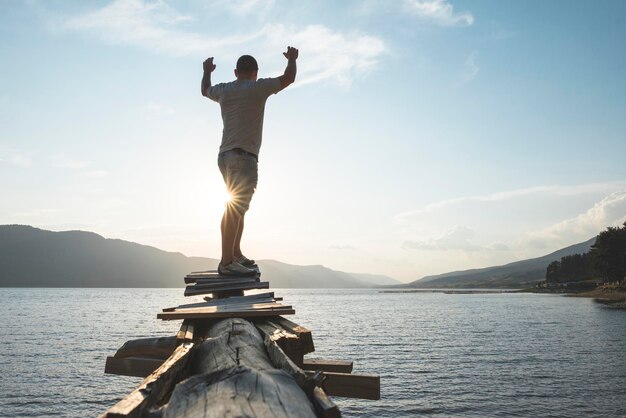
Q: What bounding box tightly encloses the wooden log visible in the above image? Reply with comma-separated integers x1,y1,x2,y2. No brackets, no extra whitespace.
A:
184,281,269,297
157,307,295,321
100,342,194,418
105,356,164,378
306,371,380,400
303,358,354,374
112,336,177,360
161,319,317,418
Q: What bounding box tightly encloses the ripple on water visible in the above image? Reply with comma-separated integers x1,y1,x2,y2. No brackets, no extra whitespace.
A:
0,288,625,417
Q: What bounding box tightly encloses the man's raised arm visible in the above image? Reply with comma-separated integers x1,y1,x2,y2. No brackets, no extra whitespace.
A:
279,46,298,91
201,57,216,97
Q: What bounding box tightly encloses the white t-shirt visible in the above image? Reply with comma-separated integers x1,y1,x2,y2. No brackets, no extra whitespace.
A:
206,77,282,156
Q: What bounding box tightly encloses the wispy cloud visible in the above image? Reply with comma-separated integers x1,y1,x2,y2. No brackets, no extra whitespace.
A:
0,154,33,168
143,101,175,115
403,225,480,251
403,0,474,27
61,0,386,87
84,170,109,178
215,0,276,16
527,190,626,248
461,50,479,82
48,153,91,169
395,182,626,222
329,244,357,251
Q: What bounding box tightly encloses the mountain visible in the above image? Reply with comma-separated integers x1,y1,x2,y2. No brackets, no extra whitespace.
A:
405,237,597,289
0,225,400,288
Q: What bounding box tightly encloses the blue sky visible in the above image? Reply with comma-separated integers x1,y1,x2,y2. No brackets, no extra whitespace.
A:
1,0,626,281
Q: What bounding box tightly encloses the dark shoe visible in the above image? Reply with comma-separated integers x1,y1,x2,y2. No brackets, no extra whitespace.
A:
235,255,257,268
218,261,256,276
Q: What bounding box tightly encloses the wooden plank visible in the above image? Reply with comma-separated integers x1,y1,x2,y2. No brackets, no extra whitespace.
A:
100,342,194,418
187,279,264,290
163,294,277,312
184,281,269,297
112,336,176,360
157,307,295,321
172,302,287,313
105,356,164,378
193,277,260,286
202,291,277,302
184,324,194,341
306,371,380,400
303,359,353,374
184,271,260,283
176,324,188,341
312,386,341,418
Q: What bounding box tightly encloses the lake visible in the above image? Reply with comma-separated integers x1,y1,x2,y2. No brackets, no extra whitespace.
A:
0,288,624,417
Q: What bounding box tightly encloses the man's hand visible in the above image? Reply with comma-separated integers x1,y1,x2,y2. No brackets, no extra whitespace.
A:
201,57,216,97
279,46,298,91
283,46,298,61
203,57,216,73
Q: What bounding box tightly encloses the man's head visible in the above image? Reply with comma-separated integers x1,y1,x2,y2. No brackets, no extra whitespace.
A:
235,55,258,80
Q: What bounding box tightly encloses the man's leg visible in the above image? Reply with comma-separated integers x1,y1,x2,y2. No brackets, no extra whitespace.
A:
220,204,241,265
233,215,244,259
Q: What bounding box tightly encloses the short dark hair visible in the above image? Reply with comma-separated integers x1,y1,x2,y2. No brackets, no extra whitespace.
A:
236,55,258,73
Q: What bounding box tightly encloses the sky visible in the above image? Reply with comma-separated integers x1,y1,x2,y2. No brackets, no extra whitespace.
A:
1,0,626,282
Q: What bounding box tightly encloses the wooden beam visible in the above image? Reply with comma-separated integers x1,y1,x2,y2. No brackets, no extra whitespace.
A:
192,277,260,286
184,271,260,283
112,336,176,360
157,307,295,321
184,281,269,297
306,371,380,400
303,358,353,374
100,342,194,418
105,356,164,378
163,293,277,312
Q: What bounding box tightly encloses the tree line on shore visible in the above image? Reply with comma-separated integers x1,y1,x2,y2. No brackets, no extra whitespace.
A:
546,223,626,284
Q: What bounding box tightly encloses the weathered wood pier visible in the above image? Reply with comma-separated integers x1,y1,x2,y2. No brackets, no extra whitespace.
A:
101,269,380,417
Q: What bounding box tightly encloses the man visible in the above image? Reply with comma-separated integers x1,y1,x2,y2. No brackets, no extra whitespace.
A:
202,47,298,276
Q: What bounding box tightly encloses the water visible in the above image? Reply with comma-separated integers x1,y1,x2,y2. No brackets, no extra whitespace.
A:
0,288,624,417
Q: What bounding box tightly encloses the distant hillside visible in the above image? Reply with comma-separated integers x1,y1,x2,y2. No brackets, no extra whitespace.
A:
406,237,597,289
0,225,400,288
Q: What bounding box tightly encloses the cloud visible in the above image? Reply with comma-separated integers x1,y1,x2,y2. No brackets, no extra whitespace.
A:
528,190,626,247
262,24,386,87
329,244,357,251
395,182,626,223
461,50,479,82
61,0,386,87
395,185,556,222
215,0,276,16
84,170,109,178
403,0,474,27
403,225,481,251
0,154,33,168
49,153,91,169
143,101,175,115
